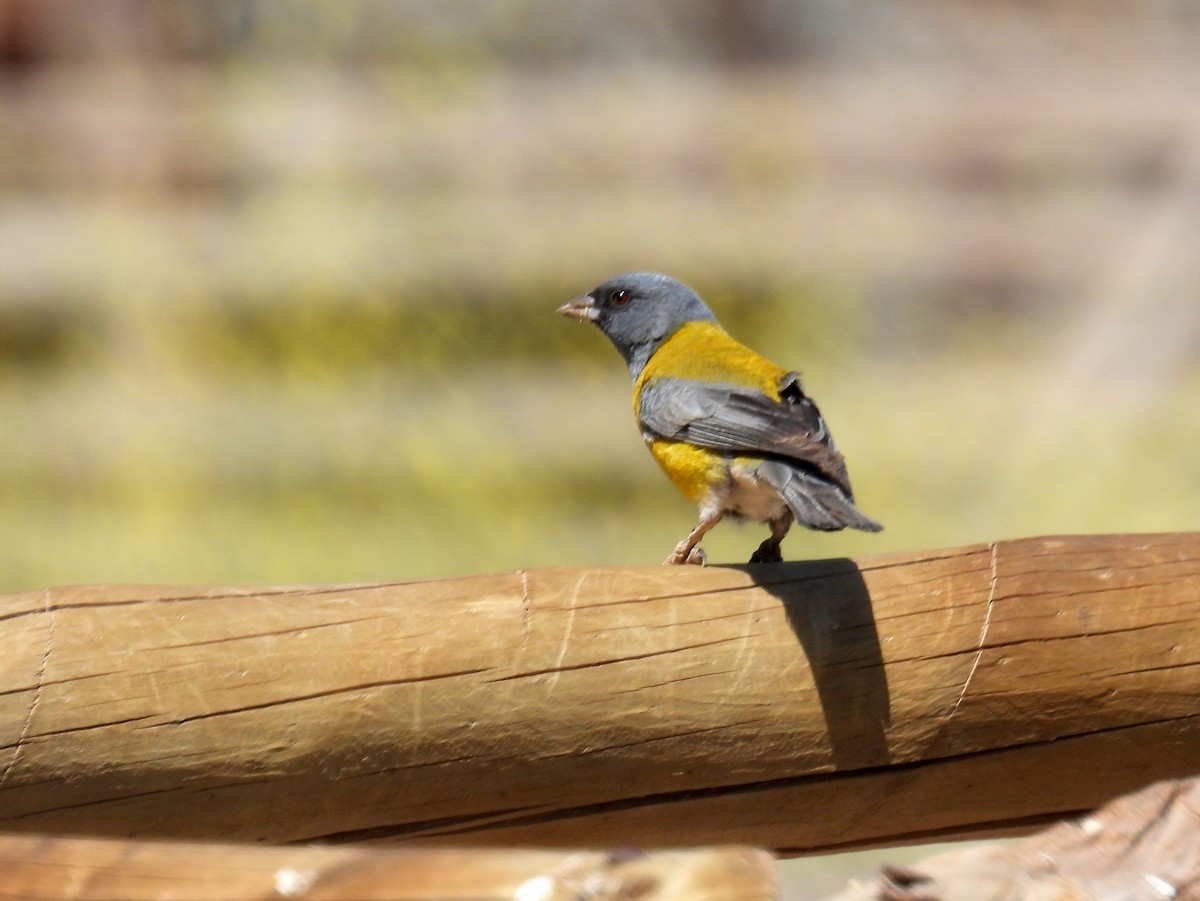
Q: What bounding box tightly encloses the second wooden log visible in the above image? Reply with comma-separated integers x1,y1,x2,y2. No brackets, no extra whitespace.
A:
0,837,774,901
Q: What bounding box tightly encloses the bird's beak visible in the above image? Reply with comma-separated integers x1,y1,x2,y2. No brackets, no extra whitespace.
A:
556,295,599,323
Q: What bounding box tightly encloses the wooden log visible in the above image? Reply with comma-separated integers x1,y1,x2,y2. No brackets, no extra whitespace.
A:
0,533,1197,852
0,838,775,901
822,776,1200,900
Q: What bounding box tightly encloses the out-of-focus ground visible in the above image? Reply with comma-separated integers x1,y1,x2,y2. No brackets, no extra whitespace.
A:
2,2,1198,896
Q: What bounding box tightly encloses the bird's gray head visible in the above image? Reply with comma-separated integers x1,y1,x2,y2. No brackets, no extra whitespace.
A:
557,272,717,380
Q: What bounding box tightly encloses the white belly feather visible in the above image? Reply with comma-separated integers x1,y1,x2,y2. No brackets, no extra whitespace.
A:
701,461,790,524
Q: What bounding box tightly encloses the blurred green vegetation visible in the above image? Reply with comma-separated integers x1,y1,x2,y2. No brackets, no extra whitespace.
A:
2,280,1196,591
0,275,883,588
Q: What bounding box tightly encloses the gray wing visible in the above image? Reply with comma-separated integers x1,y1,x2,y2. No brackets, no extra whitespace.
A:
639,374,882,533
639,373,852,492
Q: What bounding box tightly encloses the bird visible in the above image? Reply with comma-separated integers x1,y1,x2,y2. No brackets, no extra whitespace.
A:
557,272,882,565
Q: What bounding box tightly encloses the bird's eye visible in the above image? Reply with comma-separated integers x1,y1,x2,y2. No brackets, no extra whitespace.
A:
611,290,630,306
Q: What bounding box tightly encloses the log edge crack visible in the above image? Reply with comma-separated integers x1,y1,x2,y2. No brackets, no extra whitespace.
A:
0,588,55,789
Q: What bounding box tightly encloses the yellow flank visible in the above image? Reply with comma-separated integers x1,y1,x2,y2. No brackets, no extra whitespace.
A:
647,438,722,504
634,322,790,505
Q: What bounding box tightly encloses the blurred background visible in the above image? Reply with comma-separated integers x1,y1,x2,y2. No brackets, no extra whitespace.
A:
3,0,1200,592
1,1,1198,893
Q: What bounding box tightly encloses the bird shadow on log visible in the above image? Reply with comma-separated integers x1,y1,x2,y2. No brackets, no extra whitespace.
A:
736,559,892,771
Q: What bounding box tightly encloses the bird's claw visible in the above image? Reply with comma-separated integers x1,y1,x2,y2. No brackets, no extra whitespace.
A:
664,544,707,566
749,540,783,564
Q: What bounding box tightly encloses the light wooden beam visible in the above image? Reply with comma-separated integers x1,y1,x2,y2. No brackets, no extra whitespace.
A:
0,839,775,901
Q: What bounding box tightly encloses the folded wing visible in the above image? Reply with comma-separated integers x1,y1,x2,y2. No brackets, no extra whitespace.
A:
638,373,882,532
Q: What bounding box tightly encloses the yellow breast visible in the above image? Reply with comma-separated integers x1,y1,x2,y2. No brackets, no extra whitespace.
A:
634,322,790,507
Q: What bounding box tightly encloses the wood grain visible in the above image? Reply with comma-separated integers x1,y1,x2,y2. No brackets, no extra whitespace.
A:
0,533,1197,852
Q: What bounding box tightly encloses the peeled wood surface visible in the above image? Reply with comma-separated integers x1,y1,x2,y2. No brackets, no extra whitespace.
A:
826,776,1200,901
0,533,1197,852
0,839,774,901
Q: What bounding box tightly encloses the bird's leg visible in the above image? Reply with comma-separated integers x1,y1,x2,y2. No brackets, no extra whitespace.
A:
749,511,793,564
665,513,723,566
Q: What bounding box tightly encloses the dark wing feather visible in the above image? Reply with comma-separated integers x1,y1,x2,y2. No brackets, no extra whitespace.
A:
639,373,883,532
638,373,853,494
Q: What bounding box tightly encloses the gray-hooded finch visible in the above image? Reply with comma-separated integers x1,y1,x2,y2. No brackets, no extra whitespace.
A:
558,272,882,565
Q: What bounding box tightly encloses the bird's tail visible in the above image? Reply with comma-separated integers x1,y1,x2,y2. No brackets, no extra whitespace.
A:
758,460,883,533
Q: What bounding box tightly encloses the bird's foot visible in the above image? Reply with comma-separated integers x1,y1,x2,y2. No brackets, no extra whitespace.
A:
664,543,707,566
749,539,783,564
